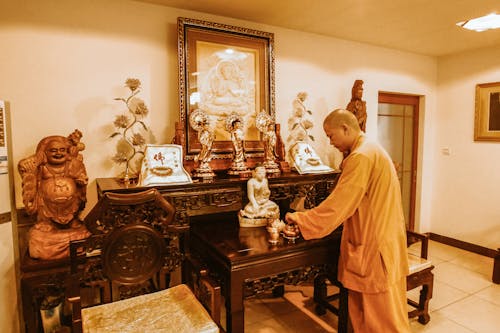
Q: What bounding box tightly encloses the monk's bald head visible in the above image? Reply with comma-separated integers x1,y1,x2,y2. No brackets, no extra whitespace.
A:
323,109,361,132
322,109,361,153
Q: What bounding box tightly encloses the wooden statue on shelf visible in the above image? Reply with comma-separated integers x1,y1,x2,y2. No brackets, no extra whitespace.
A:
346,79,367,132
18,130,91,260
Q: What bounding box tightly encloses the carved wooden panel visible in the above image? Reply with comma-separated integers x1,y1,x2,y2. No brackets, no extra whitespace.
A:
243,264,329,297
166,187,243,226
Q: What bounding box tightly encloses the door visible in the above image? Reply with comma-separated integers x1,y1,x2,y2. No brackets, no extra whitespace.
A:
377,93,419,230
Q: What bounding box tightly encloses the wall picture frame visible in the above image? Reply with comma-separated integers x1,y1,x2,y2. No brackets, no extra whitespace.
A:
475,81,500,142
176,17,275,171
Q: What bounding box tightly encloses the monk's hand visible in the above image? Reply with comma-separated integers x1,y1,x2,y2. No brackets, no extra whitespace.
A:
285,212,296,225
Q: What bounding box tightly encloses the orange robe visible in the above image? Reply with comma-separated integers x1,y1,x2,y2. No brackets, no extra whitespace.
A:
289,134,410,332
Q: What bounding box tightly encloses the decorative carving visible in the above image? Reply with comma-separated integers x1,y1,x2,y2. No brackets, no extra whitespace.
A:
30,273,68,310
102,225,165,285
18,130,91,260
346,79,367,132
168,188,243,226
84,188,175,235
71,224,183,306
243,265,327,297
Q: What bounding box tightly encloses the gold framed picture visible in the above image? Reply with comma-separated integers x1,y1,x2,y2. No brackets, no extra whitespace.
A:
177,17,275,170
475,82,500,141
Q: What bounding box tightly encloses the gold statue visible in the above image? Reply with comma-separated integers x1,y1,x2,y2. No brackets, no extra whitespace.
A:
18,130,91,260
225,113,249,176
189,109,215,179
256,111,280,175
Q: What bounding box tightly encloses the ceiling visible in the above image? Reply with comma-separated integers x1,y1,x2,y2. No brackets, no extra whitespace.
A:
137,0,500,57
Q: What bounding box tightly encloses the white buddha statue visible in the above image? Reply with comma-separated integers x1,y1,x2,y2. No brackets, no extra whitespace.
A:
238,166,280,227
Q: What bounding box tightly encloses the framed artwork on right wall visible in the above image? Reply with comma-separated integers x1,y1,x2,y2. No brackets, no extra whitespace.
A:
475,81,500,141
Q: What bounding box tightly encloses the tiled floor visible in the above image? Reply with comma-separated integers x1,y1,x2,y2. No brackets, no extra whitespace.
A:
225,240,499,333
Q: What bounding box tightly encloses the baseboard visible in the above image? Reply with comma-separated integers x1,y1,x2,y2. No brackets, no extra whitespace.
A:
0,211,11,224
428,232,497,258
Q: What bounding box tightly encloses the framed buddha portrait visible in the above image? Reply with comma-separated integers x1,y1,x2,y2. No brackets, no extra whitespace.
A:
176,17,275,171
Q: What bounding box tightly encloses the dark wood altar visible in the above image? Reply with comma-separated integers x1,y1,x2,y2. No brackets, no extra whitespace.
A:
96,171,340,226
18,171,340,333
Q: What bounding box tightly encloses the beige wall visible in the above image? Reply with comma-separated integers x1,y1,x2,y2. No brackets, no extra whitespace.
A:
434,45,500,249
0,0,448,330
0,222,19,333
0,0,437,215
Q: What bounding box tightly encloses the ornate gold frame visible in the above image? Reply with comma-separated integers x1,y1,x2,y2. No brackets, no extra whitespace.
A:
475,81,500,142
176,17,275,171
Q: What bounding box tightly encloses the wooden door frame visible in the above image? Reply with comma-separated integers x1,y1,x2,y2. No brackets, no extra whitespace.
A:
378,92,420,231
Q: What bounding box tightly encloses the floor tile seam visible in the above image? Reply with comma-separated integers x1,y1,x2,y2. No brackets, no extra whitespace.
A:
279,295,338,332
244,301,276,323
434,260,493,279
439,292,493,311
261,299,299,315
468,292,500,308
473,283,498,295
433,273,490,287
428,249,470,261
448,259,495,275
441,315,479,333
428,291,472,313
429,257,452,266
433,277,488,294
432,302,482,333
430,243,491,260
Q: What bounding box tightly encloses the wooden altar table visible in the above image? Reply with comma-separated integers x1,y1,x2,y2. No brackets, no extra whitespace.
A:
189,216,346,333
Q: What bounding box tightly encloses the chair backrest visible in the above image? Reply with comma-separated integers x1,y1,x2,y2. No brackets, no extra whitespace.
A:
71,224,183,303
71,188,183,304
84,188,179,235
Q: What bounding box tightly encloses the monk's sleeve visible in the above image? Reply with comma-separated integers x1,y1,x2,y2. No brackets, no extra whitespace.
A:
291,153,370,239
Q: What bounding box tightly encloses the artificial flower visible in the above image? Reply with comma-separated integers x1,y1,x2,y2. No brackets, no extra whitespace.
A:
125,78,141,92
114,115,130,128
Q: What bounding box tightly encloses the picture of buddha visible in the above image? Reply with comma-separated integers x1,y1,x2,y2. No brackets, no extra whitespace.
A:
195,43,258,141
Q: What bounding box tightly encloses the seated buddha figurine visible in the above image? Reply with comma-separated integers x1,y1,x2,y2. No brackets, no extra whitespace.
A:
18,130,91,260
238,165,280,227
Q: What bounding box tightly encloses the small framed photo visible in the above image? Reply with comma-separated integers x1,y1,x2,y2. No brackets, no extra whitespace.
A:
138,144,193,186
474,82,500,141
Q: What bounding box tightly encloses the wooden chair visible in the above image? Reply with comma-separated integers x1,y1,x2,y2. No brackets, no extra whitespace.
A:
314,230,434,329
68,188,221,333
406,230,434,324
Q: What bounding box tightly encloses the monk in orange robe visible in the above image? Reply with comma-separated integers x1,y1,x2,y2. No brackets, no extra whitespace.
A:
286,109,410,333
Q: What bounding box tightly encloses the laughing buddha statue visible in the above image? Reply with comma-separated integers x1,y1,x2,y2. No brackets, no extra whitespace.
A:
18,130,91,260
